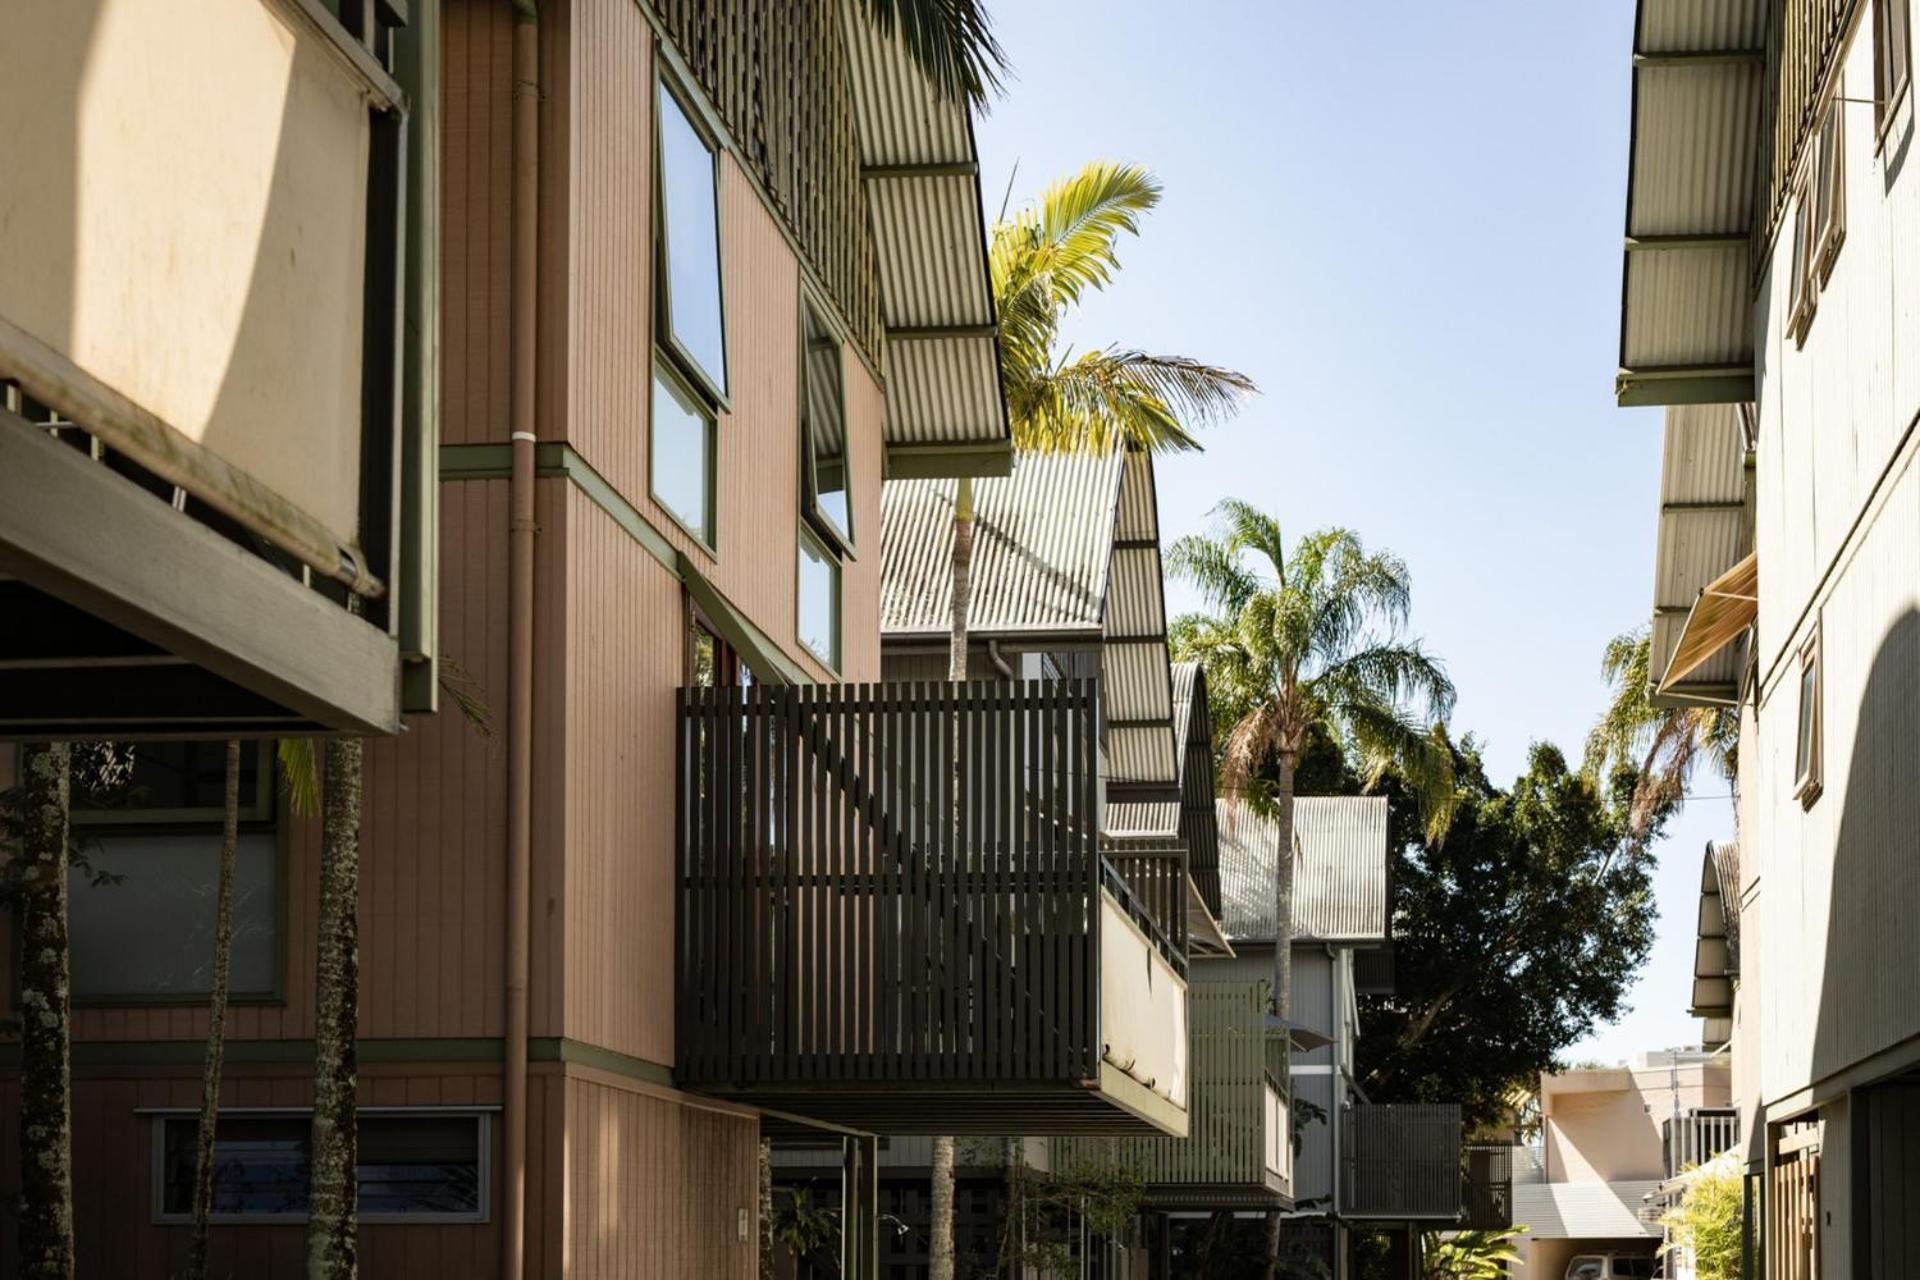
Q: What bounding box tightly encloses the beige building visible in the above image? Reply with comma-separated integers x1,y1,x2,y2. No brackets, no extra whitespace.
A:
1615,0,1920,1270
1510,1053,1733,1280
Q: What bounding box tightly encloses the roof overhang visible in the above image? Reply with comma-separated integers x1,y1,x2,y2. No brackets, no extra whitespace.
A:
1690,841,1740,1019
1101,450,1179,792
1616,2,1766,407
841,2,1011,476
1186,875,1235,959
1651,405,1753,708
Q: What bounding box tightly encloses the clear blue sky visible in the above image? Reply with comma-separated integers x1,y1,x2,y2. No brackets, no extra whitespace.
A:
972,0,1733,1067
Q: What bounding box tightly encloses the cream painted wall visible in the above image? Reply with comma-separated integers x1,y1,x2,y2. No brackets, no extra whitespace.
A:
1541,1063,1732,1184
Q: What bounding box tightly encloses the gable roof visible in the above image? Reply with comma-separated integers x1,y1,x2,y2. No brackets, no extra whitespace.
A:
1216,796,1390,944
880,448,1177,791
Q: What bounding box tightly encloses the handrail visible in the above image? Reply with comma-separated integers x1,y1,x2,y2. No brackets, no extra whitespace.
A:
1099,857,1187,976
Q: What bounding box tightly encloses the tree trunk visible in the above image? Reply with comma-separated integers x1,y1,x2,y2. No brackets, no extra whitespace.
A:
308,736,363,1279
1272,748,1298,1021
187,740,243,1280
927,475,973,1280
17,743,74,1280
758,1137,773,1278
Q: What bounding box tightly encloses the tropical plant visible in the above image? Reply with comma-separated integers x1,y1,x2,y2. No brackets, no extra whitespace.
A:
1659,1152,1743,1280
856,0,1006,110
1169,507,1457,1031
1421,1226,1525,1280
1584,628,1738,839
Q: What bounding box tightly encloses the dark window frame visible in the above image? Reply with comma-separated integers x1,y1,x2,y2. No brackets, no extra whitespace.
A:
649,352,719,552
795,524,843,674
799,292,854,558
146,1107,492,1226
1877,0,1913,145
653,63,730,409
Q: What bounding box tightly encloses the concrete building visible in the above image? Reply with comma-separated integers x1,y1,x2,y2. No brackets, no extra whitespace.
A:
1614,0,1920,1273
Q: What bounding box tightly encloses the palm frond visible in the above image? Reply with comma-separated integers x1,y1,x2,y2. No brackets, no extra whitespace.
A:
1340,702,1458,841
1315,642,1457,726
857,0,1007,109
277,739,320,819
1167,534,1261,615
1212,499,1289,582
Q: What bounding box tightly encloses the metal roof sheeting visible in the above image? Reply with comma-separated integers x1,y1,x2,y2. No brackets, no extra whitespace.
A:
1652,404,1752,704
1512,1180,1663,1240
1216,797,1390,944
839,1,1009,456
1691,840,1741,1017
1616,0,1766,405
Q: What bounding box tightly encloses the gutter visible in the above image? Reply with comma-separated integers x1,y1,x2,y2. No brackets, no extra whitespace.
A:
504,2,539,1278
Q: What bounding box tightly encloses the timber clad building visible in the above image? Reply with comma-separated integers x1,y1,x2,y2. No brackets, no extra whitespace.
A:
0,2,1204,1277
1618,0,1920,1274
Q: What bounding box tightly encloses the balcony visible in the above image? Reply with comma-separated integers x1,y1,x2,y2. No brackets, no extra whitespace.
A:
676,679,1189,1135
1342,1104,1464,1220
1665,1107,1740,1176
0,0,428,736
1461,1144,1514,1229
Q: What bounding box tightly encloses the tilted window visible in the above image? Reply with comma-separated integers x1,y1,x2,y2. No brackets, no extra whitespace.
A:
655,75,728,401
651,357,716,546
1812,101,1845,282
1878,0,1913,137
68,741,279,1002
1793,626,1822,806
153,1110,487,1222
800,299,852,551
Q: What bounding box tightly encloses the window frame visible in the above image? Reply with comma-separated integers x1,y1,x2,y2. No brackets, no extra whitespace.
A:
1793,624,1823,807
798,292,855,558
1877,0,1913,145
652,63,730,410
795,523,843,674
648,353,719,552
65,741,286,1008
1788,170,1816,344
146,1107,493,1226
1812,98,1846,286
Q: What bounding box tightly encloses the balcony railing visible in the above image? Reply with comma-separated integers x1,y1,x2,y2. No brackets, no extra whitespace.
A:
1665,1107,1741,1176
1461,1144,1514,1229
676,679,1188,1134
1342,1104,1464,1220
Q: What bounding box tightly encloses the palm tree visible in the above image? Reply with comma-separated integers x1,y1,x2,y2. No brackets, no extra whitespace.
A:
928,164,1258,1280
186,740,243,1280
1167,504,1457,1030
1583,628,1738,839
308,734,364,1279
16,742,74,1280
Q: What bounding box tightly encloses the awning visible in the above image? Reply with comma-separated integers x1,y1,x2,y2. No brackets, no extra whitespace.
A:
1615,0,1766,406
1658,552,1757,700
1185,875,1235,959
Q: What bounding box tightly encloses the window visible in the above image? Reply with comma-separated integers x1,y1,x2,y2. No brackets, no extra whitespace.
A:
1788,174,1815,342
1567,1260,1604,1280
687,610,748,689
1878,0,1913,136
154,1111,487,1223
800,299,852,551
1793,628,1822,805
1812,101,1845,281
797,527,841,670
67,742,279,1002
652,357,715,545
655,75,727,401
1611,1258,1656,1279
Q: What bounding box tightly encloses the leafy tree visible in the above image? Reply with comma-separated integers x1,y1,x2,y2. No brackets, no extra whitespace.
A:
1356,740,1661,1129
1584,628,1737,838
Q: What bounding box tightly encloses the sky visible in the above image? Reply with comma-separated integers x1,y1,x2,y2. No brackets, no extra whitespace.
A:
971,0,1733,1068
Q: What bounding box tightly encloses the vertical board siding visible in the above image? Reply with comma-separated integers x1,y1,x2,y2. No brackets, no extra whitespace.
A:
441,0,513,448
0,1065,504,1279
677,680,1100,1092
565,1073,760,1280
559,484,687,1062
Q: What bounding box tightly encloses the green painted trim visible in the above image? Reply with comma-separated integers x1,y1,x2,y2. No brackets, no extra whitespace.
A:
532,1037,675,1086
1615,367,1756,407
436,441,810,685
885,442,1014,480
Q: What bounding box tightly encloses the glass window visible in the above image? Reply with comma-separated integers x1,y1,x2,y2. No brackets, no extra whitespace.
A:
656,77,727,399
801,300,851,549
70,833,279,999
652,359,715,544
1879,0,1913,132
73,740,269,823
1813,102,1845,280
158,1113,485,1221
1794,632,1821,803
1612,1258,1657,1279
1567,1260,1605,1280
797,528,841,670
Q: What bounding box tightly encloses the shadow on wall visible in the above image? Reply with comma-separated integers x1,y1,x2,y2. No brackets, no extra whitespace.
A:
1813,607,1920,1084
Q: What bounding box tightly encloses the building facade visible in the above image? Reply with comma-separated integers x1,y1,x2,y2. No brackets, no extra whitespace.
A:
1617,0,1920,1273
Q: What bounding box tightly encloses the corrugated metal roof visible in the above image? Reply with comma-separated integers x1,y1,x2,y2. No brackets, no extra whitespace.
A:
1512,1180,1663,1240
1109,662,1201,837
1616,0,1766,405
1216,797,1390,944
839,1,1009,456
1651,404,1751,704
1691,839,1741,1017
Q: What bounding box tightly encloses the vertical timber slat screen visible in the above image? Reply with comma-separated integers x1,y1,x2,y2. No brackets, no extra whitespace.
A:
678,679,1100,1088
1342,1104,1464,1220
1460,1144,1514,1229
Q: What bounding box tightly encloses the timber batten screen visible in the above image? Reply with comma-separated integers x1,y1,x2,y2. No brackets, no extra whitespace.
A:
1342,1103,1465,1220
676,679,1187,1134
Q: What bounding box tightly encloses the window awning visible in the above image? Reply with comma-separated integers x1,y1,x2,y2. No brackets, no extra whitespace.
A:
1658,552,1757,700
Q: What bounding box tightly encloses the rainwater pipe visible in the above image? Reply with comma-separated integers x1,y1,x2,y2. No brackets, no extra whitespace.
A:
504,1,539,1277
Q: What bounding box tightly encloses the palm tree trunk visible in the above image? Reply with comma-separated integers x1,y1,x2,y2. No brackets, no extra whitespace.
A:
1272,748,1297,1021
187,739,242,1280
308,735,363,1279
17,742,74,1280
930,475,972,1280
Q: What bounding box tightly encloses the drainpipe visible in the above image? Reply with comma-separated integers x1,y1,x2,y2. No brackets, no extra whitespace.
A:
986,638,1015,681
504,3,539,1279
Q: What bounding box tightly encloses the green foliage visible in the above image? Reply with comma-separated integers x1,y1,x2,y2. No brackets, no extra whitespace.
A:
991,163,1255,456
1660,1154,1743,1280
767,1182,841,1260
1355,740,1661,1129
1583,628,1738,838
1168,509,1457,837
855,0,1007,109
967,1142,1146,1280
1423,1226,1525,1279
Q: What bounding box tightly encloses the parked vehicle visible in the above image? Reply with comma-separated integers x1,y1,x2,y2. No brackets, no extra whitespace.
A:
1567,1254,1659,1280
